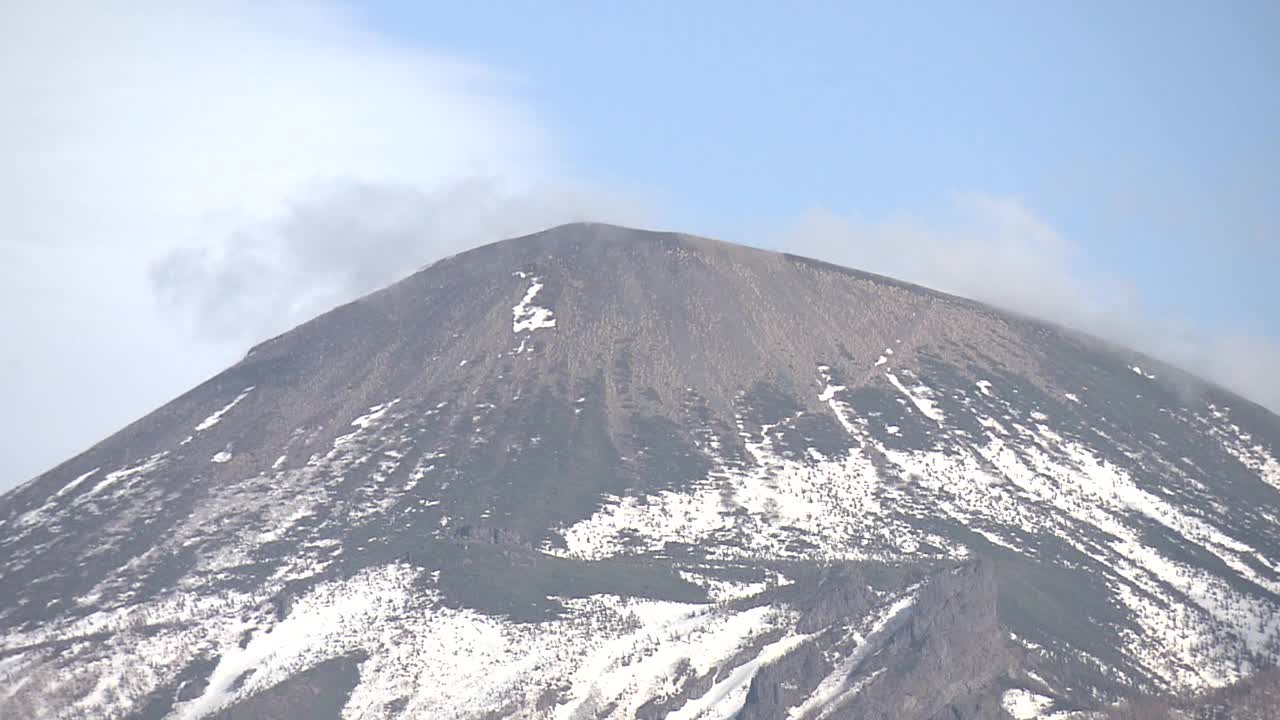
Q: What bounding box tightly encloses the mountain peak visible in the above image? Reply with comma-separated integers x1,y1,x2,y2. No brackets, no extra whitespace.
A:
3,224,1279,719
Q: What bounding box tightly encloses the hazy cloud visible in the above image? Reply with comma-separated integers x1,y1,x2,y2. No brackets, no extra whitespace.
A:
778,193,1280,414
150,178,652,342
0,1,633,487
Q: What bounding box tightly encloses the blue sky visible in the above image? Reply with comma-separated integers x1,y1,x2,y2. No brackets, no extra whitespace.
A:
368,1,1278,336
1,1,1277,488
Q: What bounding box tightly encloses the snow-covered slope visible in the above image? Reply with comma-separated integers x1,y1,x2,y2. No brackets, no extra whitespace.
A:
2,223,1278,719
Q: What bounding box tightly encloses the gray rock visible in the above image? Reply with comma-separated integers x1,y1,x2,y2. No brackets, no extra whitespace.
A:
2,223,1278,719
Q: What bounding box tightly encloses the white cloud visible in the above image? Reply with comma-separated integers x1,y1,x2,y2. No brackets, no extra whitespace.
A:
780,193,1135,334
0,1,645,488
3,1,552,251
777,193,1280,414
150,178,653,342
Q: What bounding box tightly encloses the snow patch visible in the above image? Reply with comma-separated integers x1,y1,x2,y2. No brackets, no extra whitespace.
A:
55,467,100,498
1002,688,1054,719
555,382,934,564
512,277,557,332
676,571,771,602
817,382,845,403
82,453,169,499
885,372,945,424
194,387,255,432
334,400,401,448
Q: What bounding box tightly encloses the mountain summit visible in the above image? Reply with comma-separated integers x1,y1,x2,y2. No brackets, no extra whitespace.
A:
3,223,1279,719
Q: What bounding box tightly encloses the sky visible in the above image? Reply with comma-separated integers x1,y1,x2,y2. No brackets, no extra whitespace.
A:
1,1,1277,490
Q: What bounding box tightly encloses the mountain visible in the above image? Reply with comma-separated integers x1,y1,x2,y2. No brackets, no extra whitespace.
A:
2,222,1279,720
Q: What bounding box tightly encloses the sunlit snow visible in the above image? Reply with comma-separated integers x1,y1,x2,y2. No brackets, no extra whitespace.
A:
512,277,557,332
885,371,945,424
194,387,255,432
1002,688,1053,719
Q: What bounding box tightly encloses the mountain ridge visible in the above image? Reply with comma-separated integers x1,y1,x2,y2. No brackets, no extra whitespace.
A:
12,220,1258,501
2,222,1278,719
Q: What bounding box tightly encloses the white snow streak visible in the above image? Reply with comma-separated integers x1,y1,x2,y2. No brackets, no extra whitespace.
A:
81,453,169,500
54,467,99,498
667,630,813,720
194,387,255,432
788,592,916,719
885,372,945,424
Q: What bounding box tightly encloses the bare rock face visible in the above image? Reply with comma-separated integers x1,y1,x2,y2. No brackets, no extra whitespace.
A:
2,223,1279,719
741,560,1013,720
848,561,1012,720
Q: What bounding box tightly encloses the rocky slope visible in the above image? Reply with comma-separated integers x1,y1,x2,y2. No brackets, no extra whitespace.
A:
2,223,1278,719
